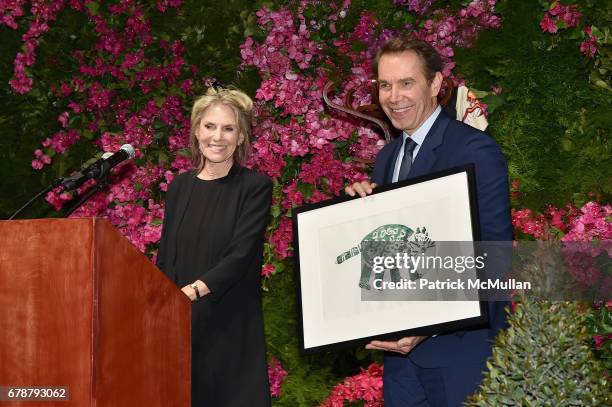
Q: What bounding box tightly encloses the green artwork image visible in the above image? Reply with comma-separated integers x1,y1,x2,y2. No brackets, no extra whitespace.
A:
335,224,435,290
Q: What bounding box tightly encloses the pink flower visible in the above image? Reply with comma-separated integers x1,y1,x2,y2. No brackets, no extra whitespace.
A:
0,0,26,29
179,78,193,93
540,2,581,35
281,180,304,209
8,69,33,94
86,82,114,111
45,189,73,211
580,28,598,57
156,0,183,13
8,0,66,93
593,334,610,350
437,18,457,39
261,263,276,278
269,218,293,259
171,154,193,172
121,50,145,71
320,363,384,407
561,7,581,27
59,81,72,96
395,0,435,15
267,357,288,397
512,208,547,239
58,111,69,128
31,149,52,169
539,13,557,34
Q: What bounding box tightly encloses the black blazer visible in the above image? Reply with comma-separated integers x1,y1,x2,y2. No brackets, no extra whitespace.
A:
156,164,273,406
156,164,273,302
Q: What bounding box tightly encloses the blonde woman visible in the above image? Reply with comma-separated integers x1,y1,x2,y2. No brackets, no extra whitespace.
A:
157,88,272,406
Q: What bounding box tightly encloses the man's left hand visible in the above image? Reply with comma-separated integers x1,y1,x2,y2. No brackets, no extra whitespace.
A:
365,336,427,355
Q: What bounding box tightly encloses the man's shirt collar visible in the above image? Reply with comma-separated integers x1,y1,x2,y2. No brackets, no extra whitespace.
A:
402,105,442,147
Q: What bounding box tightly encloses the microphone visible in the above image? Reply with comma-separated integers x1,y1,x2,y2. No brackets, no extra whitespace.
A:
62,144,135,191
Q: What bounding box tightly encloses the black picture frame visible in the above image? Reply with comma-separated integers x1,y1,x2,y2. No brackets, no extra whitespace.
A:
292,164,488,354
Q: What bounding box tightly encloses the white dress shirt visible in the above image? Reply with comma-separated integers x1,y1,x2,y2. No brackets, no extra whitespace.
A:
391,106,442,182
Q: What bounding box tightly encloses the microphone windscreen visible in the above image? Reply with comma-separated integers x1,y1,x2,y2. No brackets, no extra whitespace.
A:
120,144,135,158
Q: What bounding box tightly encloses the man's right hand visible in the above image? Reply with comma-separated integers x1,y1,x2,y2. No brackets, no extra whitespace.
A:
344,180,377,197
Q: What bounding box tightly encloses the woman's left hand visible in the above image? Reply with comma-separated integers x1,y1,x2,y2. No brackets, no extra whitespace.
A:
181,280,210,301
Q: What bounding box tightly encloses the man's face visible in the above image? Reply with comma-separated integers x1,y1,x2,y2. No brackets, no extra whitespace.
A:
377,51,442,134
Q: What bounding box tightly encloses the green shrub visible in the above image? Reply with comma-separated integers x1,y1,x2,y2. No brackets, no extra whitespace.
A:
467,301,610,406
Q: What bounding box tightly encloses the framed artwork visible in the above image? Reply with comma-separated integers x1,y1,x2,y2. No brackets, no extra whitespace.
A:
292,165,488,354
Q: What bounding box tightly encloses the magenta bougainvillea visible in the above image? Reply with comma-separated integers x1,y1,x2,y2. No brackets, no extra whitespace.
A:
7,1,505,401
539,1,582,34
9,0,505,267
241,0,503,273
5,0,65,94
267,357,289,398
9,1,192,255
512,199,612,366
6,0,609,402
538,0,603,58
511,200,611,243
320,363,383,407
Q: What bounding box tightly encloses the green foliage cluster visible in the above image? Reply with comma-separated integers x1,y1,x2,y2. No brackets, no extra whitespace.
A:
457,2,611,403
467,301,610,406
455,0,611,209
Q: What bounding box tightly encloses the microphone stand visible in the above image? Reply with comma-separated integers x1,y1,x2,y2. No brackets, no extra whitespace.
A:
9,146,132,220
62,175,110,217
8,178,65,220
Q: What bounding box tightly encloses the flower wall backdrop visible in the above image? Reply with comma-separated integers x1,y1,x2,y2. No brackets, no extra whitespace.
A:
1,0,609,405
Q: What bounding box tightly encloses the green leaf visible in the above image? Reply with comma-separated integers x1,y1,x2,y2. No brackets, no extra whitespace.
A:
271,204,281,218
350,41,368,53
177,148,191,157
150,218,163,226
86,2,99,15
82,129,94,140
482,94,506,113
274,262,285,273
297,182,314,199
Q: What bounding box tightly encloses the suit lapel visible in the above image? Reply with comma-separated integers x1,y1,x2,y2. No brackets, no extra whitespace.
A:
409,110,451,178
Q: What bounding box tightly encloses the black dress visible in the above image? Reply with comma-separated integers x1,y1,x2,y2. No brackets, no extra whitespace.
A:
157,164,272,406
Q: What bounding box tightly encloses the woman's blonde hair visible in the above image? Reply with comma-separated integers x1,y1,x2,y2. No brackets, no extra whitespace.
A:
190,87,253,171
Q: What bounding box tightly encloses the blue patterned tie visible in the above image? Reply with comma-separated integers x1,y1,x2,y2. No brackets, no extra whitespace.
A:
398,137,417,181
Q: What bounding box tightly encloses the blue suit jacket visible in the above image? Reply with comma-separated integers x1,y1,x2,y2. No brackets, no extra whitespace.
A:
373,109,513,368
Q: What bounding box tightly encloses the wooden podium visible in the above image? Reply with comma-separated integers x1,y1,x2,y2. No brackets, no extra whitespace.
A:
0,218,190,406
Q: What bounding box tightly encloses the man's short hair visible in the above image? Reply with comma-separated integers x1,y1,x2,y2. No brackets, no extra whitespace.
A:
372,37,443,84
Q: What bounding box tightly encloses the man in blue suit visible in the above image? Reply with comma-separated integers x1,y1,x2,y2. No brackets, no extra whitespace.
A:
345,37,512,406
